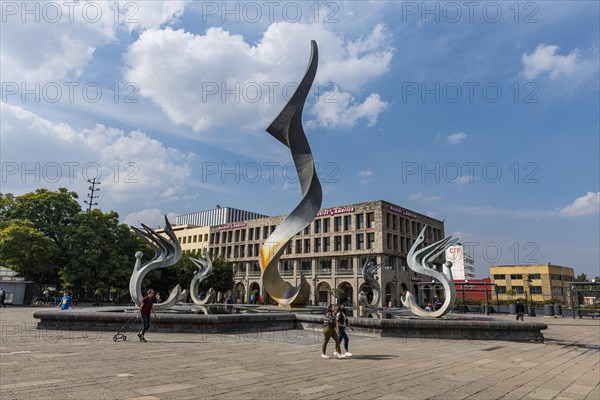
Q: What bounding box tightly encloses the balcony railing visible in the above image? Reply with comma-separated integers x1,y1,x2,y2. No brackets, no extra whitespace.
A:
336,268,354,275
316,269,332,276
248,270,261,276
280,270,294,277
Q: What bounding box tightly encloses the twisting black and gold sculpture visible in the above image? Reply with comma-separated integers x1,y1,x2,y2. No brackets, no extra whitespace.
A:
260,41,322,306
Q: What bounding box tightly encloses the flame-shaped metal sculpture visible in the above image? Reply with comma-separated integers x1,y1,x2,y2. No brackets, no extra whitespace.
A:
129,216,182,310
260,40,322,307
361,253,382,307
189,249,217,305
401,226,458,317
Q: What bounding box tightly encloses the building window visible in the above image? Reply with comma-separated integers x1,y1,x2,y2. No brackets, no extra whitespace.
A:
324,237,331,252
249,228,254,239
304,225,311,235
386,213,391,229
285,242,291,255
263,227,269,239
496,286,506,294
493,274,506,280
550,274,562,281
552,287,563,295
323,218,330,233
393,235,398,251
339,258,352,270
513,286,524,294
367,212,375,228
334,217,342,232
254,243,259,256
248,244,253,257
255,227,260,240
296,240,302,254
314,238,321,253
319,259,332,270
356,234,365,250
367,233,375,249
356,214,364,229
301,260,312,272
228,231,233,242
387,233,392,250
344,235,352,251
334,236,342,251
314,219,321,234
304,238,311,253
530,286,542,294
344,215,352,230
528,274,541,280
392,215,398,230
510,274,523,280
241,230,246,241
399,257,407,271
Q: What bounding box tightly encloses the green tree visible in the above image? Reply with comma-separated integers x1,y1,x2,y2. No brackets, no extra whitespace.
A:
0,219,60,284
0,193,15,216
62,209,139,296
199,256,234,293
331,288,345,304
575,273,589,282
5,188,81,245
505,288,517,302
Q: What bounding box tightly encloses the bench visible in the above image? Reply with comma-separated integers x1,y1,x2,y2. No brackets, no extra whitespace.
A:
578,310,600,319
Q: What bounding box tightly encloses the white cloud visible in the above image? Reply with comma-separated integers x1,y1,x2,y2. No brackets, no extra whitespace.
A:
454,175,474,185
124,22,393,132
310,92,388,129
0,103,192,209
0,1,189,83
559,192,600,217
357,168,372,184
447,132,467,145
522,44,587,80
123,209,178,228
409,193,441,202
447,193,600,218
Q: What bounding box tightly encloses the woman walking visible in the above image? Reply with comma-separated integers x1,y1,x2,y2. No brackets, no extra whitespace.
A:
337,303,354,357
322,304,343,359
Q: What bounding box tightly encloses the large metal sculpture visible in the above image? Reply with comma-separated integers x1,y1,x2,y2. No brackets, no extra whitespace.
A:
260,40,322,307
401,226,458,317
189,249,217,305
129,216,182,310
361,254,381,307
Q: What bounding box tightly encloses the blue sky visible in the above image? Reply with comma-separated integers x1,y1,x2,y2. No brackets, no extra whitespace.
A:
1,1,598,278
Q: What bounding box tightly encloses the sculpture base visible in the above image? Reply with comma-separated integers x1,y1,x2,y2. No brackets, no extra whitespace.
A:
33,307,547,342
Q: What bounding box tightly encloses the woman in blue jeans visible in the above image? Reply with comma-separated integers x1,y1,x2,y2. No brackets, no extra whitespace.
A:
336,303,354,357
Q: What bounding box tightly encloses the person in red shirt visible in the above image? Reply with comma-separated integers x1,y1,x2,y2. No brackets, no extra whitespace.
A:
136,289,157,342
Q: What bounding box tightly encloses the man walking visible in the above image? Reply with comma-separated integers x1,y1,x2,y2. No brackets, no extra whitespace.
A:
515,299,525,321
136,289,157,342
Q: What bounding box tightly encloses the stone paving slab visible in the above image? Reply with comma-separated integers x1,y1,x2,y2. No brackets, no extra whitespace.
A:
1,307,598,399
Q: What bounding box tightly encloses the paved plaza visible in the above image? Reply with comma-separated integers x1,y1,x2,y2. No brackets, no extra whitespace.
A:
1,307,599,400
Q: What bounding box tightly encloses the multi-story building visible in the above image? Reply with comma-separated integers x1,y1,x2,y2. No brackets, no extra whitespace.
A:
489,264,575,305
176,206,267,227
445,243,475,280
170,200,445,307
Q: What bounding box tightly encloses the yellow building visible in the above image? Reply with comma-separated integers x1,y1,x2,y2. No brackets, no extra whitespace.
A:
171,225,211,253
489,264,575,306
